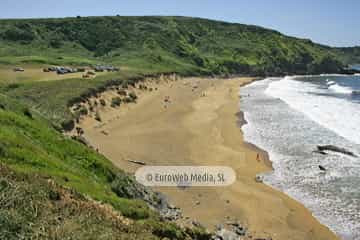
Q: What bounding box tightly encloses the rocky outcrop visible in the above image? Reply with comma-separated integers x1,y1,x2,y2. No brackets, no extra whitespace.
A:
110,174,182,221
212,222,247,240
316,145,357,157
352,90,360,96
213,228,240,240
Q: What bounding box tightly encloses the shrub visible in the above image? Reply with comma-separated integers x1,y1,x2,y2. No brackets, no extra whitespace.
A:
79,106,88,115
0,143,6,157
49,38,63,48
152,223,185,240
185,227,212,240
111,174,135,199
7,83,20,89
117,89,127,96
0,178,9,190
48,190,61,201
73,104,81,111
61,119,75,131
123,97,133,103
99,99,106,106
121,82,128,89
126,79,136,87
129,92,137,101
2,28,35,42
111,97,121,107
94,111,101,122
23,108,32,119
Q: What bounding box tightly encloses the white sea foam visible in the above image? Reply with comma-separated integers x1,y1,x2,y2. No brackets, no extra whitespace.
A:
326,79,336,86
265,76,360,145
328,83,353,94
240,78,360,239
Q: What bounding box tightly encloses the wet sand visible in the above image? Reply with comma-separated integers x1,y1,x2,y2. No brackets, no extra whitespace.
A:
78,77,338,240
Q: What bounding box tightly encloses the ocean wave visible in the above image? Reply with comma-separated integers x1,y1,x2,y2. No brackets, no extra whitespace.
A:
328,83,353,94
265,77,360,145
240,78,360,239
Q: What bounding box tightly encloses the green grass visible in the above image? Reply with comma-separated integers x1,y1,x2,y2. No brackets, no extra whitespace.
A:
0,164,211,239
0,15,355,131
0,165,155,240
0,94,213,239
0,16,357,75
0,94,150,219
0,70,147,128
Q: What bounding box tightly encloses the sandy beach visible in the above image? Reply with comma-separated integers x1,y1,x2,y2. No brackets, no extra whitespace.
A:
78,77,338,240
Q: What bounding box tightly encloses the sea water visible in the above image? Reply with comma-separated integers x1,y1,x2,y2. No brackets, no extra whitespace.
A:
240,75,360,240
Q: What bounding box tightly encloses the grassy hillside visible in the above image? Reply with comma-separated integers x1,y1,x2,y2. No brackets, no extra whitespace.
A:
0,164,170,240
0,70,145,128
0,16,357,75
0,94,210,239
1,15,358,129
335,46,360,64
0,93,155,217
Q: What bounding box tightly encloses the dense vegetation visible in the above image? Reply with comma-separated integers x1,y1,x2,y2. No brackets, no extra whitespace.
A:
1,16,359,128
335,46,360,64
0,16,358,75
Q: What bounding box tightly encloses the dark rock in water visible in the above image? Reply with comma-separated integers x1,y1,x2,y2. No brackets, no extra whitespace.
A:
319,165,327,171
340,68,360,75
317,145,357,157
313,150,327,155
352,90,360,96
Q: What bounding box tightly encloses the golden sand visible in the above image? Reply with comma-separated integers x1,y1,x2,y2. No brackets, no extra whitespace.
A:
79,77,338,240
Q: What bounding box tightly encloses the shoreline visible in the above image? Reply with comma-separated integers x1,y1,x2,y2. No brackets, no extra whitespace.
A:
236,110,273,169
241,76,360,240
238,79,340,239
75,76,339,240
236,78,273,169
